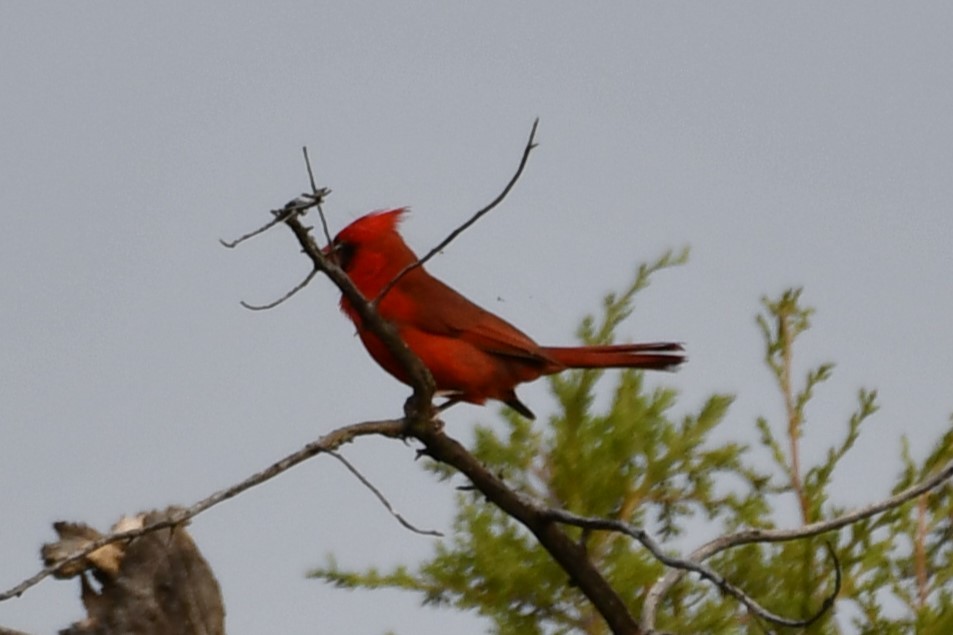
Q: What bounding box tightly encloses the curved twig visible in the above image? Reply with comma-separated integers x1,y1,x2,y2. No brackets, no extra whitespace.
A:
328,451,443,537
371,118,540,306
240,268,320,311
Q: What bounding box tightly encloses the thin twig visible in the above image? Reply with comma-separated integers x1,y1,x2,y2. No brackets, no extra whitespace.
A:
0,419,406,602
220,190,329,250
328,451,443,537
640,456,953,629
240,268,320,311
302,146,333,247
226,190,331,312
219,207,297,248
371,118,540,306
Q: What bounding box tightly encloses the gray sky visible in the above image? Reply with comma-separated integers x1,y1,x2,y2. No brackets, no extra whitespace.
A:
2,3,952,633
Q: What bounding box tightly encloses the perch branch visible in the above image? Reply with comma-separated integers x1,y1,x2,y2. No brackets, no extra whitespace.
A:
409,421,643,634
13,121,646,633
0,419,405,602
272,124,644,634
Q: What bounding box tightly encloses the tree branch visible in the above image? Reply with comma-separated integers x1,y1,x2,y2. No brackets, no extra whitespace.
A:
0,419,405,602
264,123,643,633
10,123,642,634
411,423,643,634
219,191,328,249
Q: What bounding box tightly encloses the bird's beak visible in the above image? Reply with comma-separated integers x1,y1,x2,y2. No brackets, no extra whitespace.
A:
321,242,340,267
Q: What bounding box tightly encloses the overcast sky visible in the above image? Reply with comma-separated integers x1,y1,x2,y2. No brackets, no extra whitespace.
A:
2,3,952,634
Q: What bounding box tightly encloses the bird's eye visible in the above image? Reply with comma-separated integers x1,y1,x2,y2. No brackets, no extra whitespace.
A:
334,241,356,271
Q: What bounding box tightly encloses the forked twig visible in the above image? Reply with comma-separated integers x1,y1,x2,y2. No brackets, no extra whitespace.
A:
220,191,329,249
219,206,297,249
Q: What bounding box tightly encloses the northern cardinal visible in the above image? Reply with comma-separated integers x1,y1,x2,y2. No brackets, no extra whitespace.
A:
325,208,684,419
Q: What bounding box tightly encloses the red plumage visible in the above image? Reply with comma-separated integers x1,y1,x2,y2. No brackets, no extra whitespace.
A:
327,208,684,419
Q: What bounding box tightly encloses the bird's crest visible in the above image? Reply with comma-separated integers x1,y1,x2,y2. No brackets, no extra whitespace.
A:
335,207,408,243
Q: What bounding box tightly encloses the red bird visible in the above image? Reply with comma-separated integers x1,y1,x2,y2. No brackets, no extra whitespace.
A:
326,208,684,419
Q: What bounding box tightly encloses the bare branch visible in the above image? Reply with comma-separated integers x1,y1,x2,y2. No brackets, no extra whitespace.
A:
240,268,320,311
302,146,333,247
0,419,405,602
641,456,953,629
328,451,443,537
39,124,641,633
220,192,328,249
371,118,540,306
276,124,645,633
225,190,332,311
274,127,645,632
219,206,297,248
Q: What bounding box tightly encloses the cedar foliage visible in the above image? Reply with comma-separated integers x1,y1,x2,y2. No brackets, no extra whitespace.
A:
311,254,953,634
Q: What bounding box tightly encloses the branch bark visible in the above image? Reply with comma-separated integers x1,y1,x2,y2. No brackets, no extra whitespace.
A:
40,509,225,635
412,421,642,634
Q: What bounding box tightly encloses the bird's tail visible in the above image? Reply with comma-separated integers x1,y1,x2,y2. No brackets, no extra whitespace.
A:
541,342,685,372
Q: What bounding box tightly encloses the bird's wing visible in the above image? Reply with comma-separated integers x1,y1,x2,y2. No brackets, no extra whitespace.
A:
391,271,555,365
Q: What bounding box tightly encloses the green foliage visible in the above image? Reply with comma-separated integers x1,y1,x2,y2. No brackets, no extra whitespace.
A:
309,263,953,634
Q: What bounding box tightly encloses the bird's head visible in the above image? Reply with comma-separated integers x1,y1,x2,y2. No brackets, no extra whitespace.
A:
323,208,409,272
323,207,419,303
